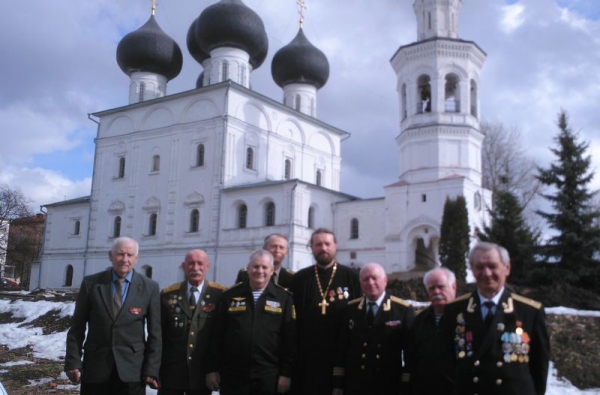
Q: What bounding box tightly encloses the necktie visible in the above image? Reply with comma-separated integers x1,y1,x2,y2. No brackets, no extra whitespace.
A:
484,301,495,328
189,287,198,309
271,272,278,285
367,301,376,326
113,277,125,317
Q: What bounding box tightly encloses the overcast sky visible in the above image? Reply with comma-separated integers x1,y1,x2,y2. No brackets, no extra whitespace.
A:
1,0,599,213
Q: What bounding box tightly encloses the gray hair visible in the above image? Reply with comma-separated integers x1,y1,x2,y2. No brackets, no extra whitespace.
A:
263,233,288,249
423,267,456,288
468,242,510,267
248,249,274,268
111,237,139,256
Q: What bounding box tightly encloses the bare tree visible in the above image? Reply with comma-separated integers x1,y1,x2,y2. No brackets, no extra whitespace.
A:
481,121,541,209
0,184,33,263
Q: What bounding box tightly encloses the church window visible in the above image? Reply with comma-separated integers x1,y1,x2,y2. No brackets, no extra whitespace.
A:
401,84,408,119
139,82,145,102
284,159,292,180
246,147,255,170
113,216,121,238
444,74,460,113
152,155,160,172
428,12,432,30
265,202,275,226
222,61,229,82
241,65,247,86
350,218,359,239
190,209,200,233
196,144,205,167
474,191,482,210
350,251,357,260
64,265,74,287
421,194,427,202
417,75,431,114
316,170,322,187
118,157,126,178
308,207,315,229
144,265,153,279
73,220,80,236
295,94,301,111
238,204,248,229
149,213,157,236
470,79,478,118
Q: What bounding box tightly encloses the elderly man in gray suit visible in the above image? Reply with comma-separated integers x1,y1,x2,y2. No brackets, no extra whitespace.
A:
65,237,161,395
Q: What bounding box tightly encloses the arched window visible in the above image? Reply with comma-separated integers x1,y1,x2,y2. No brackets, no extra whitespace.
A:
196,144,205,167
238,204,248,229
284,159,291,180
444,73,460,113
152,155,160,172
74,220,80,236
474,191,482,211
149,213,157,236
401,83,407,120
113,216,121,238
240,65,247,86
308,207,315,229
190,209,200,233
295,94,301,111
222,61,229,81
265,202,275,226
470,79,478,118
246,147,254,170
144,266,153,279
64,265,74,287
428,12,432,30
316,170,322,187
417,75,431,114
118,157,126,178
139,82,145,102
350,218,359,239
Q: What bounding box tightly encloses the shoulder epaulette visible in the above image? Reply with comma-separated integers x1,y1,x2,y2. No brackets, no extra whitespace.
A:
208,281,227,291
274,283,293,294
390,295,411,307
282,268,295,275
511,293,542,310
239,268,248,273
228,282,243,289
348,297,362,305
449,293,471,304
162,283,181,293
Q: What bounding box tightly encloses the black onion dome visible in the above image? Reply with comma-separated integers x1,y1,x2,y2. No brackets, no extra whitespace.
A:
187,17,209,64
117,15,183,81
271,28,329,89
195,0,268,69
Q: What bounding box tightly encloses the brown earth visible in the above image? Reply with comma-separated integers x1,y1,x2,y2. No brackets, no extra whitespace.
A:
1,279,599,393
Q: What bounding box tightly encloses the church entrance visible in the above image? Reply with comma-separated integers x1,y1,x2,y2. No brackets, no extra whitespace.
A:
415,237,436,270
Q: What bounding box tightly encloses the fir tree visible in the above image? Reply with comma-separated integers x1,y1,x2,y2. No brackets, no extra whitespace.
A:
536,111,600,272
477,189,538,280
439,195,470,285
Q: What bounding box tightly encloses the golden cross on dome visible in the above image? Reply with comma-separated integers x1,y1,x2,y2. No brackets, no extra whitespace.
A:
297,0,306,29
151,0,157,16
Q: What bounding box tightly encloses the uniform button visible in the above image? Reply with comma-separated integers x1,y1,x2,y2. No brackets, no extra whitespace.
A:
474,360,480,367
361,365,365,370
496,379,502,385
473,377,479,383
188,356,192,361
189,344,194,349
497,361,503,368
361,354,366,359
190,332,195,336
363,342,368,347
376,355,380,360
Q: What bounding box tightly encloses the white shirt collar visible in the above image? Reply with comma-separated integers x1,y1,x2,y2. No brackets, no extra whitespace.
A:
187,280,204,296
478,286,504,305
367,291,386,307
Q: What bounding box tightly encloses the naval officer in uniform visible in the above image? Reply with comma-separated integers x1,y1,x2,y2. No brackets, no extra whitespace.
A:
442,242,550,395
159,249,226,395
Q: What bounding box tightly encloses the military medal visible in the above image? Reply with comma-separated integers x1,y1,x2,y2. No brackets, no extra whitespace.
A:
314,263,338,315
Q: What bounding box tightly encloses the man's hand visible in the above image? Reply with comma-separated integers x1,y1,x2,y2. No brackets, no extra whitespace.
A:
206,372,221,392
66,369,81,384
332,388,344,395
277,376,291,393
144,376,159,389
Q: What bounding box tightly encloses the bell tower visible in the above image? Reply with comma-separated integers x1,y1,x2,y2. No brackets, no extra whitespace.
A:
414,0,461,40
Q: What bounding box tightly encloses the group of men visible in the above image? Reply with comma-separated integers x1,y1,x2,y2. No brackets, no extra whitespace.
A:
64,229,550,395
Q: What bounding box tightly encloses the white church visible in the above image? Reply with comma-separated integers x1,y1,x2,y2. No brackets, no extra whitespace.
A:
31,0,491,290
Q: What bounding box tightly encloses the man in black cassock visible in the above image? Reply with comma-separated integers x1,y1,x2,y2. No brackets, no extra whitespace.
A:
289,228,361,395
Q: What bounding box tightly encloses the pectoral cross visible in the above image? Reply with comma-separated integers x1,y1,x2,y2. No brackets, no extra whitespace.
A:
319,298,329,315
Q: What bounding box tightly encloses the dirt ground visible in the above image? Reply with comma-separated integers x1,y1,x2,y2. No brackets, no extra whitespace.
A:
1,283,599,393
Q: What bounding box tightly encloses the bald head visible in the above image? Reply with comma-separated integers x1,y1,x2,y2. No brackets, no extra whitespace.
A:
360,263,388,301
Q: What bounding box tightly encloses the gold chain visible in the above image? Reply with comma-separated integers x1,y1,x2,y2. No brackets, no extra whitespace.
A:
315,262,337,314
